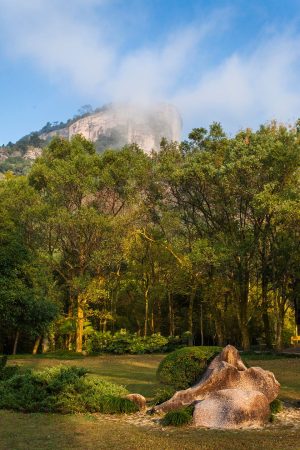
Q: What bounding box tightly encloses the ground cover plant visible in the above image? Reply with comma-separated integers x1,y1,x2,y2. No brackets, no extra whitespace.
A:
0,360,137,414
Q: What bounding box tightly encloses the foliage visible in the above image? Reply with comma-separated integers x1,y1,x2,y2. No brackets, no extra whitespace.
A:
0,365,138,414
157,346,221,389
85,330,169,354
1,121,300,355
161,405,194,427
270,398,283,414
151,386,176,406
0,355,19,381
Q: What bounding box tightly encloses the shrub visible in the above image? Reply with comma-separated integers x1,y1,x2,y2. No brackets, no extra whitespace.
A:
85,331,169,355
270,398,283,414
151,386,177,406
85,331,113,354
0,355,19,381
0,365,19,381
161,406,194,427
141,334,168,353
157,346,221,390
108,330,133,354
0,356,8,370
0,365,138,414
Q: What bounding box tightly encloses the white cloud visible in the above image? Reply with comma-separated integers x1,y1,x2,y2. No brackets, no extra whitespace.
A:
174,33,300,133
0,0,300,133
0,0,115,95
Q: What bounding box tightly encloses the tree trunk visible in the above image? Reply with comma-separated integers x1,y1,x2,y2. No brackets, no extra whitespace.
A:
32,336,41,355
237,299,250,351
42,335,50,353
261,270,272,349
12,330,19,355
262,311,272,348
66,334,72,351
67,301,74,351
274,292,287,351
168,292,175,336
76,303,84,353
214,307,225,346
236,266,250,351
240,321,250,351
156,297,162,333
144,285,149,337
188,287,196,346
150,310,154,334
200,303,204,346
275,316,283,351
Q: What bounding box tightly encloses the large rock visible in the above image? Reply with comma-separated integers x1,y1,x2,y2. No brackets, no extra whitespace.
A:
125,393,147,410
153,345,280,429
193,389,270,429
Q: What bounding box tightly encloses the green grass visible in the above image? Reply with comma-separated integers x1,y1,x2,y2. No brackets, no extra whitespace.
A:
0,410,298,450
0,352,299,450
6,354,163,397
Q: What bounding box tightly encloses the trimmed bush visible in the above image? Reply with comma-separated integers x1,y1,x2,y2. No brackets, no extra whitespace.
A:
157,346,221,390
0,365,138,414
161,406,194,427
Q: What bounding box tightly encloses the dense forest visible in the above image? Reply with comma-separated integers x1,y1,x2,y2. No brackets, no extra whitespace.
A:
0,121,299,355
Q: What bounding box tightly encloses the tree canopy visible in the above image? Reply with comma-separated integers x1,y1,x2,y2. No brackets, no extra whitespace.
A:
0,123,299,354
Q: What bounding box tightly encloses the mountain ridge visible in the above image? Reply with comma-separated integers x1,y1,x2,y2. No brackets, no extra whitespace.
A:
0,102,182,174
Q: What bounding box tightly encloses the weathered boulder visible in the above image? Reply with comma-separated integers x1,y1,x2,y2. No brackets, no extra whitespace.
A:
193,389,270,429
125,393,147,410
153,345,280,429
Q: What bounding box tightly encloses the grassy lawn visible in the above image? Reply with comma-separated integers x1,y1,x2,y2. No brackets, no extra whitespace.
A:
0,352,299,450
6,354,164,397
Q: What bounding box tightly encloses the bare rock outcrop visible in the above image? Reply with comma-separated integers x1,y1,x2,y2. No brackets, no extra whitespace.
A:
41,103,182,155
153,345,280,429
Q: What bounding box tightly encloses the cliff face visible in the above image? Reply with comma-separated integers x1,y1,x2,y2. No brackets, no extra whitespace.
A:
41,103,182,154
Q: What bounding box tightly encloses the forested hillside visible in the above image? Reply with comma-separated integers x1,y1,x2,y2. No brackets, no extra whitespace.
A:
0,121,299,355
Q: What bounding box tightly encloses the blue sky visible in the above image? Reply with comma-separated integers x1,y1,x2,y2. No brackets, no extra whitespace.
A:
1,0,300,144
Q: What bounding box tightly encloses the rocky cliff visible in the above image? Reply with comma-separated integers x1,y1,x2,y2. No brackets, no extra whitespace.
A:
40,103,182,154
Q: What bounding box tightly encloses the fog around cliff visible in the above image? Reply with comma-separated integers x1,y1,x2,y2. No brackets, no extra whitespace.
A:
1,0,300,140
